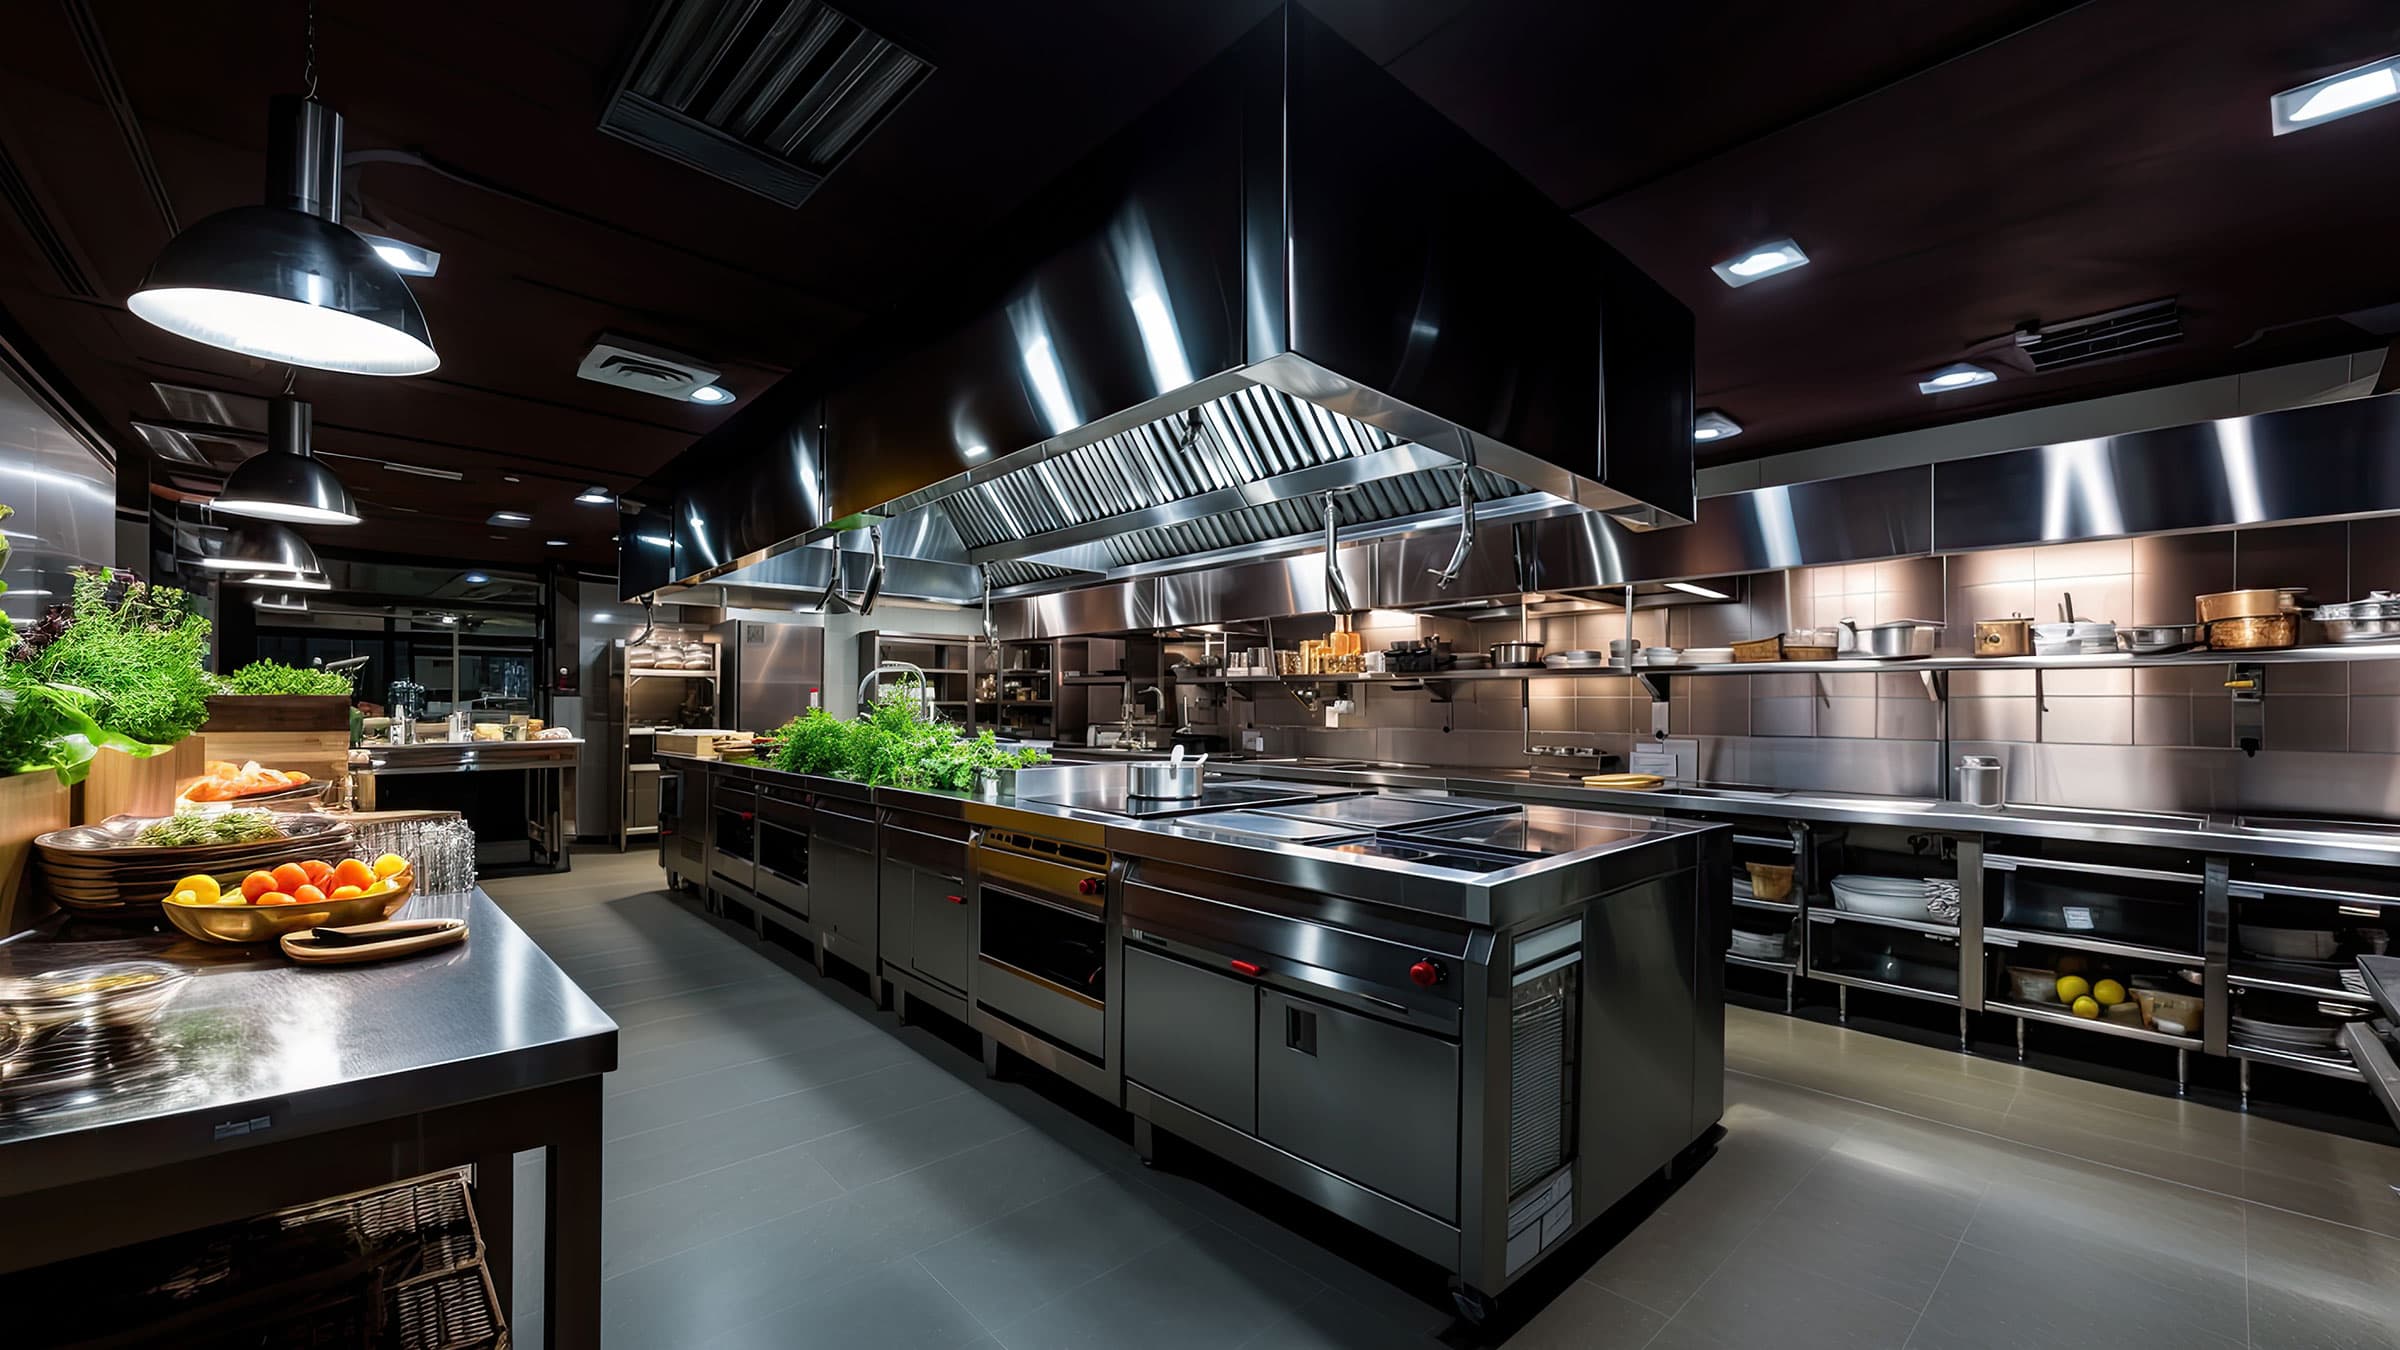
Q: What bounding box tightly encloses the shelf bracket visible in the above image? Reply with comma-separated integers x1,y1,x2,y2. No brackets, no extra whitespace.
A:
1636,671,1673,703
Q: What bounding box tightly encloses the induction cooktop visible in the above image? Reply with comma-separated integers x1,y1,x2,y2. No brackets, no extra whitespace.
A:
1253,793,1517,831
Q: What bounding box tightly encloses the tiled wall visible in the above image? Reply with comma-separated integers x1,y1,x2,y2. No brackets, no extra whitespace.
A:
1193,516,2400,814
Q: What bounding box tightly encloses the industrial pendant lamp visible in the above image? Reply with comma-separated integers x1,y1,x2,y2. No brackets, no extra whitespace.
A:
213,394,359,524
127,4,437,375
197,518,320,575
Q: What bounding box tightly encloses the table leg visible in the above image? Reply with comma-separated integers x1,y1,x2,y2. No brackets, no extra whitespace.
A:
472,1148,516,1317
543,1076,604,1350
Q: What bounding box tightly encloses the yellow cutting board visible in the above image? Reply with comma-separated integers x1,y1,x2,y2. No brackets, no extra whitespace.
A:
1584,773,1665,790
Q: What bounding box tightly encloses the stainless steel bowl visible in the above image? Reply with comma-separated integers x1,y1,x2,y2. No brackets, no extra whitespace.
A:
1126,762,1205,799
2116,623,2204,654
1488,641,1546,668
1838,618,1942,659
2316,592,2400,644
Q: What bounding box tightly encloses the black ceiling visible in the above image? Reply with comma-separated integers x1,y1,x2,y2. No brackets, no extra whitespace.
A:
2,0,2397,570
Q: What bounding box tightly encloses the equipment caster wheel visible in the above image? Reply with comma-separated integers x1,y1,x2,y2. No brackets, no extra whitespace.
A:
1450,1286,1492,1326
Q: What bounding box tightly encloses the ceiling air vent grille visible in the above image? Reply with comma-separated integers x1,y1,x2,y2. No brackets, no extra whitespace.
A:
2012,298,2182,373
602,0,932,208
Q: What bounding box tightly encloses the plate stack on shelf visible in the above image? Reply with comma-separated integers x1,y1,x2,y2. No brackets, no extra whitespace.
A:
1830,874,1956,923
1729,927,1791,960
34,813,356,914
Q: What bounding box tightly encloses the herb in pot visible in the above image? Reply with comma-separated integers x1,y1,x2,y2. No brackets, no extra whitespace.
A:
25,568,218,747
224,659,354,697
764,686,1048,788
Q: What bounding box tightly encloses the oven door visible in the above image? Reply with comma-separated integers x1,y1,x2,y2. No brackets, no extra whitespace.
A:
976,885,1106,1060
753,784,809,917
709,785,756,893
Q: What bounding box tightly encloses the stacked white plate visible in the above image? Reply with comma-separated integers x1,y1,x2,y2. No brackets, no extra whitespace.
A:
1831,874,1946,921
1729,928,1790,959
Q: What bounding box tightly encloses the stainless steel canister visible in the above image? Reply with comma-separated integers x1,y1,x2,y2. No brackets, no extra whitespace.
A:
1955,755,2004,808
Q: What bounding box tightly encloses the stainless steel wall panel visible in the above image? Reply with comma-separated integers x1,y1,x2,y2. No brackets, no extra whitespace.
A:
2234,520,2351,602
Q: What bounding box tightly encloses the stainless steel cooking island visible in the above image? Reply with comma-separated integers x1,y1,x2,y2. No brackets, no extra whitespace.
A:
676,758,1727,1320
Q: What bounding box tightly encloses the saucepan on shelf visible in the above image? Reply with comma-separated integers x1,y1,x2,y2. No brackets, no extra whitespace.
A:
1487,641,1546,669
1838,618,1943,659
2117,623,2205,655
2315,591,2400,644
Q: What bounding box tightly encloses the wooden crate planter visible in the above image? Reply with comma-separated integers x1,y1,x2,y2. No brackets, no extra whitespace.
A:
0,769,73,933
200,694,352,790
78,738,205,824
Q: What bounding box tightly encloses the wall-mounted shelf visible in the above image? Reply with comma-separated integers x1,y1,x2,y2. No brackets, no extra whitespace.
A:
1809,908,1959,940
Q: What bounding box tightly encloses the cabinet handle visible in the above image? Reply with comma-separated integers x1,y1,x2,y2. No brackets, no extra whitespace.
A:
1285,1005,1317,1056
1229,959,1262,977
946,894,966,905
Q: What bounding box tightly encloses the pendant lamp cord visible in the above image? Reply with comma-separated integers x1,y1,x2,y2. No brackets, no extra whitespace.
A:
303,0,318,100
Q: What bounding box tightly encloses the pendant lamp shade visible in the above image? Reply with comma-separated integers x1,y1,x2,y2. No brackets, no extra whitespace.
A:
213,397,359,525
199,518,319,575
129,97,437,376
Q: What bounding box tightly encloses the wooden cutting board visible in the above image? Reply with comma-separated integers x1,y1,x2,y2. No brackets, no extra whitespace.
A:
281,918,467,964
1583,773,1666,790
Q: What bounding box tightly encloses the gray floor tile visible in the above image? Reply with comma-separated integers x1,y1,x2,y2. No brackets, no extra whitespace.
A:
1668,1237,1924,1350
604,1004,882,1098
699,1257,991,1350
602,1127,1102,1349
1495,1279,1667,1350
1906,1235,2246,1350
915,1172,1203,1326
1578,1122,1836,1313
603,974,826,1029
2245,1203,2400,1350
801,1091,1033,1190
614,987,842,1058
604,1029,917,1139
989,1228,1325,1350
602,1139,845,1277
1232,1285,1453,1350
605,1056,974,1199
1961,1153,2246,1329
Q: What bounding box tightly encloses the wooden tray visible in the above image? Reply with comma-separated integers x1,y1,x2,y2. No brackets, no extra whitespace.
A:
282,917,465,964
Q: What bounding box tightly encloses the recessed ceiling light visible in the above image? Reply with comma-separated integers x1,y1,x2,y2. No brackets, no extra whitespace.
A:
545,538,569,546
1692,410,1743,442
465,571,490,584
1712,239,1809,287
502,475,521,483
487,510,531,526
1917,363,1998,394
2272,56,2400,134
962,444,990,461
575,485,613,504
1665,581,1730,600
688,384,734,404
358,233,442,276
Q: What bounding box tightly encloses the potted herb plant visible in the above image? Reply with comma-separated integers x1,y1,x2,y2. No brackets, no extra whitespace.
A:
9,567,215,819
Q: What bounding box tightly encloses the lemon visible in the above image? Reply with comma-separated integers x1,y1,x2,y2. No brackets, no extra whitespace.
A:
2055,974,2091,1003
372,853,409,879
173,873,221,905
2071,995,2101,1019
171,888,199,907
2092,978,2127,1007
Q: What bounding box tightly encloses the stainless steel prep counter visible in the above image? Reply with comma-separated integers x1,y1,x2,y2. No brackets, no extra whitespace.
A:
354,737,581,872
0,888,617,1346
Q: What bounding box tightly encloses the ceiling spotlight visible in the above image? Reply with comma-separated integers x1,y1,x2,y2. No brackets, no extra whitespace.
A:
212,396,359,525
961,444,990,461
1665,581,1731,600
688,384,734,404
487,511,531,526
2272,56,2400,134
235,569,331,591
575,485,613,505
545,538,569,546
358,233,441,276
465,571,490,583
1692,410,1744,442
1711,238,1809,288
1917,363,1998,394
129,96,436,375
197,518,317,574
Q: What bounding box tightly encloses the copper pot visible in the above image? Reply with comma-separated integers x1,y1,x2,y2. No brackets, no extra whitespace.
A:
1973,617,2032,657
2207,613,2298,650
2196,588,2304,624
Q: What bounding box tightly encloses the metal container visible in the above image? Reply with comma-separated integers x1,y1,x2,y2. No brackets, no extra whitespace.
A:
1973,616,2032,657
1488,641,1546,668
2117,623,2204,654
1955,755,2004,808
2195,588,2297,624
1127,761,1206,799
2315,591,2400,644
2208,612,2298,650
1839,618,1942,659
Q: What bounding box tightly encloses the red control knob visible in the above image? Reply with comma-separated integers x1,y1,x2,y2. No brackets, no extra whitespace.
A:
1409,959,1443,988
1229,959,1263,977
1077,876,1103,896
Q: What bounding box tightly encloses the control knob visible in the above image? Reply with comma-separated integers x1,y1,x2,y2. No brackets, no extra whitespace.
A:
1409,958,1444,989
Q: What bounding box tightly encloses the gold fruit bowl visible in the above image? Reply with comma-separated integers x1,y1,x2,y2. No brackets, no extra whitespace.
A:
161,870,415,945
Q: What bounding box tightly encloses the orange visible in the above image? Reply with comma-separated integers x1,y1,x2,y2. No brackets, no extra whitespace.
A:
292,884,327,905
254,892,300,906
331,858,376,891
241,871,278,902
271,862,310,893
330,884,365,899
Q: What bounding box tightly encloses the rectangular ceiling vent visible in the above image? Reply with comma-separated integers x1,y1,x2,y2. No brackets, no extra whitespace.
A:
602,0,933,208
576,334,719,401
2010,298,2183,373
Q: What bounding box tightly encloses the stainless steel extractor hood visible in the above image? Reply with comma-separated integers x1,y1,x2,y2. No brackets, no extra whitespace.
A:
626,3,1695,604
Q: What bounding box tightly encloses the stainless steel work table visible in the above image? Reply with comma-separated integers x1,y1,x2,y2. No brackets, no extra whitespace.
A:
354,737,582,872
0,888,617,1346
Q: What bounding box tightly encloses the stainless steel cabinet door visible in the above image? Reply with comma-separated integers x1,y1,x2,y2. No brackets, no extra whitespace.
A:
909,869,971,995
812,835,877,968
879,859,914,974
1257,989,1459,1222
1123,946,1256,1133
